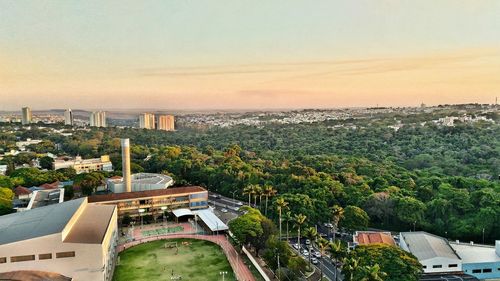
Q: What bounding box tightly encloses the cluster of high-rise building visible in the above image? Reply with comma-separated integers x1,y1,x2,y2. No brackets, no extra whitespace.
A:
17,108,176,131
89,111,107,127
139,113,175,131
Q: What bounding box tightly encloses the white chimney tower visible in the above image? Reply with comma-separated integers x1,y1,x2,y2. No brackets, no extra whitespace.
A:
121,138,132,192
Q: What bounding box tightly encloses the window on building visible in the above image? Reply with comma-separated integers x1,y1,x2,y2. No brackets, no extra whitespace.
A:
448,264,458,268
0,257,6,263
56,251,75,258
10,255,35,262
422,265,427,269
483,268,492,273
432,265,442,268
472,269,481,273
39,253,52,260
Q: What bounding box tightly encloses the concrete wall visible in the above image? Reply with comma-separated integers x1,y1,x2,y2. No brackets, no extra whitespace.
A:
463,261,500,280
420,257,462,273
0,234,105,281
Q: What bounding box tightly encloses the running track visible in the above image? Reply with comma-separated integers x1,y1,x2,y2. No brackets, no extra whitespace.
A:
117,234,256,281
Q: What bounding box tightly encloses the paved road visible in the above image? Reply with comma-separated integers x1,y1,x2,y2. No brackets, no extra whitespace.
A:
288,239,343,281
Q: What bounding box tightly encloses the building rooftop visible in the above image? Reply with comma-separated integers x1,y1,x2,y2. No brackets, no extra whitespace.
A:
450,242,500,263
400,231,460,261
0,270,72,281
88,186,206,203
27,188,64,209
108,172,173,185
354,231,396,246
14,186,32,196
63,204,116,244
0,198,84,245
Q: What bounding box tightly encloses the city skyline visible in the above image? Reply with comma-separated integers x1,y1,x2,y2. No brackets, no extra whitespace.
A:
1,1,500,110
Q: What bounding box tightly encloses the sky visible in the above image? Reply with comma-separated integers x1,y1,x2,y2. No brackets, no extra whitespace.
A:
1,0,500,110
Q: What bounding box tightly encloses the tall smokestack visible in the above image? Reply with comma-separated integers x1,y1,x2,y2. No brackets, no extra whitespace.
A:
121,138,132,192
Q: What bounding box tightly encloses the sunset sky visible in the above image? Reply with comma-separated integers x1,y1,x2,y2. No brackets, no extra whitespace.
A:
1,1,500,110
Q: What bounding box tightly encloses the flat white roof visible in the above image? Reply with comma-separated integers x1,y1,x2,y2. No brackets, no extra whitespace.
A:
450,242,500,263
173,208,228,232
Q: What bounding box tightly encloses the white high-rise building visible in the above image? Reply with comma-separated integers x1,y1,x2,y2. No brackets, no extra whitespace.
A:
21,107,32,125
89,111,107,127
64,109,74,126
157,115,175,131
139,113,155,129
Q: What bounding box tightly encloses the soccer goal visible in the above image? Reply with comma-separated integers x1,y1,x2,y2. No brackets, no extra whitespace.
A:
164,242,178,249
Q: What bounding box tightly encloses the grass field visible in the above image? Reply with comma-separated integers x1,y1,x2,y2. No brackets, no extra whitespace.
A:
113,238,236,281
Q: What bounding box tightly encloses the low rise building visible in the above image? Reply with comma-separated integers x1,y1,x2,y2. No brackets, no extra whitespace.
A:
399,231,462,274
53,155,113,174
0,198,118,281
353,231,396,247
88,186,208,222
450,241,500,280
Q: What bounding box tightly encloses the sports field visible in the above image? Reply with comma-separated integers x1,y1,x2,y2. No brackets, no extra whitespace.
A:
113,238,236,281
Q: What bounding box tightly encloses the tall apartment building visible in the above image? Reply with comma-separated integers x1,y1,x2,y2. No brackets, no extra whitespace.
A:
21,107,32,125
64,109,74,126
89,111,107,127
157,115,175,131
139,113,155,129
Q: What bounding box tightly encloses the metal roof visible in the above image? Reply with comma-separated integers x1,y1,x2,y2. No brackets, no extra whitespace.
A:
172,208,194,217
172,208,228,232
0,198,85,245
401,231,460,261
195,208,228,232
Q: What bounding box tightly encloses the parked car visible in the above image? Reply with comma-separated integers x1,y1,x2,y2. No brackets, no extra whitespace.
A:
237,202,243,206
302,250,309,256
293,243,299,250
314,251,321,258
311,258,319,264
221,208,228,213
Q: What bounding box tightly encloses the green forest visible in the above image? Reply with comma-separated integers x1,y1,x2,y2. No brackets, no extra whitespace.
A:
0,109,499,244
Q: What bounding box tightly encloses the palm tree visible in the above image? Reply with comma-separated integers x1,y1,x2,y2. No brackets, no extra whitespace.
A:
252,184,262,207
317,238,330,280
243,185,253,206
303,227,318,265
263,185,277,216
276,197,289,239
342,257,360,281
331,205,344,240
294,213,307,253
328,240,345,281
361,264,387,281
284,210,292,241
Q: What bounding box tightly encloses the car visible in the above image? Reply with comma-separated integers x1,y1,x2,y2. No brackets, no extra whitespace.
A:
311,258,319,264
214,195,221,199
237,202,243,206
314,251,321,258
305,239,311,245
293,243,299,250
220,208,228,213
302,250,309,256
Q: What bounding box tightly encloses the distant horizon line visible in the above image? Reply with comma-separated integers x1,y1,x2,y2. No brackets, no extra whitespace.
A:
0,102,498,114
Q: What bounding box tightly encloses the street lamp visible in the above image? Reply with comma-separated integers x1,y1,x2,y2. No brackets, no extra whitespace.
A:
138,208,145,229
219,271,228,281
482,227,485,244
232,190,238,209
161,206,167,226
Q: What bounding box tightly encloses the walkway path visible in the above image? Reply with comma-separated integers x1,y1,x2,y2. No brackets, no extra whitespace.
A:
117,234,255,281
